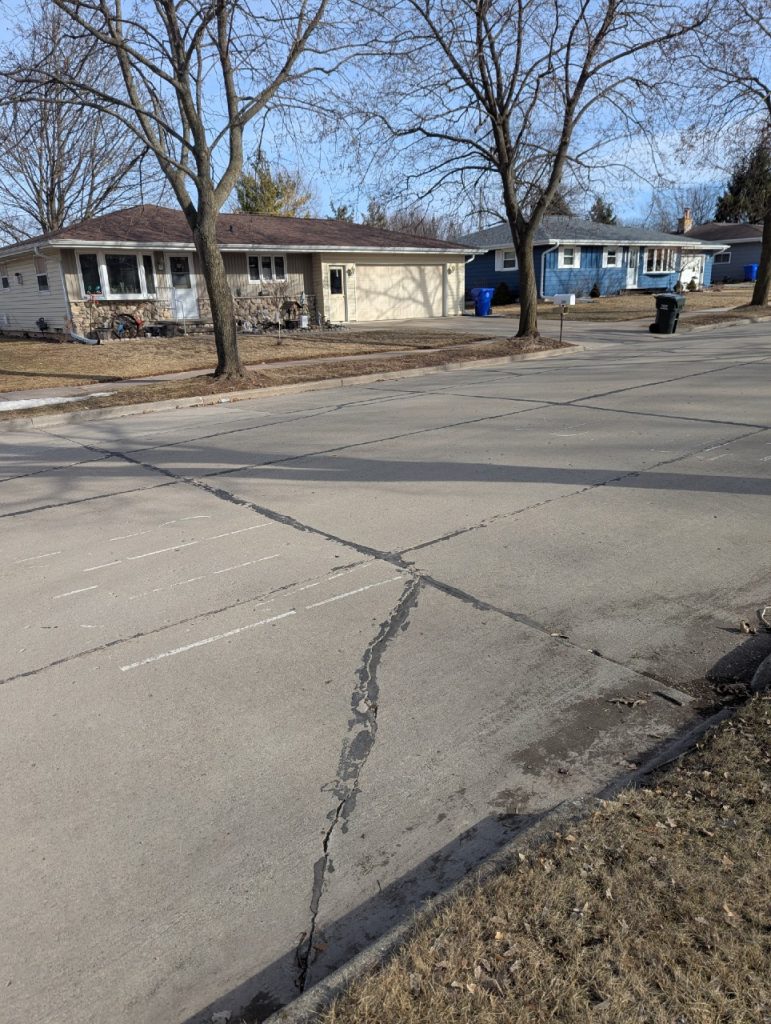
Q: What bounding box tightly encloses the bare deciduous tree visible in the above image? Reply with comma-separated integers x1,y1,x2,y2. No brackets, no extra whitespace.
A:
646,183,721,232
7,0,333,376
0,4,158,242
681,0,770,304
348,0,710,336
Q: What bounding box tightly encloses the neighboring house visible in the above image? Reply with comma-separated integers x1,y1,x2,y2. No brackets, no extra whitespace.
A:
0,205,475,335
684,222,763,284
460,216,724,299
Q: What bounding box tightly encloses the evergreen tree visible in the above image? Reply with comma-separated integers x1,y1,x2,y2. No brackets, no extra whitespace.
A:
544,190,574,217
589,195,617,224
234,150,312,217
715,138,771,224
330,202,355,222
362,199,388,228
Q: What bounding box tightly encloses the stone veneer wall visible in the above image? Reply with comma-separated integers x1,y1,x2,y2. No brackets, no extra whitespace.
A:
69,293,318,334
69,299,173,335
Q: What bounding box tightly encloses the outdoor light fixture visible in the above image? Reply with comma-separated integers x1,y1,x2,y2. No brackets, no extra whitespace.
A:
14,272,22,284
346,266,354,276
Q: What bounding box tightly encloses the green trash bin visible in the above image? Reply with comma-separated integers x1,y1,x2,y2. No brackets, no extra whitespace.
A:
649,292,685,334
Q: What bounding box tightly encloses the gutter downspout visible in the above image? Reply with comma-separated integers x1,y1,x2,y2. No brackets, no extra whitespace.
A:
540,243,559,299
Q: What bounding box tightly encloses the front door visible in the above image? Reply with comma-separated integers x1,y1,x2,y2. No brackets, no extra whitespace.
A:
680,254,704,289
168,255,199,320
626,247,639,288
328,265,347,321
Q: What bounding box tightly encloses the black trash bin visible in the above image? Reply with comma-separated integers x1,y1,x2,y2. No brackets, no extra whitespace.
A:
649,292,685,334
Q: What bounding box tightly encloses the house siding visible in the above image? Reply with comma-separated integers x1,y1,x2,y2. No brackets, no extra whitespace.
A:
709,241,762,283
0,249,70,333
542,245,628,297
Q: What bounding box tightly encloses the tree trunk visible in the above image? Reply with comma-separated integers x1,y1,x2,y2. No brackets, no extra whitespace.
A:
516,238,539,337
750,209,771,306
193,207,243,377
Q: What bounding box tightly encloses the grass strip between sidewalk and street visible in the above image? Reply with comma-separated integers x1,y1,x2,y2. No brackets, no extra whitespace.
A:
315,696,770,1024
0,335,569,420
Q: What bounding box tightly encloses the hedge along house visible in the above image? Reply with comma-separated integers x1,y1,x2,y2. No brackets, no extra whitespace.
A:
0,205,474,336
460,216,726,300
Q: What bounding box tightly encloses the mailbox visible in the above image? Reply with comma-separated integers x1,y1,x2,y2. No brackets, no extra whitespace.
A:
552,293,576,305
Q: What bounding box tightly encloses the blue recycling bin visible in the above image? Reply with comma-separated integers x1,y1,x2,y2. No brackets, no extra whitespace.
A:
743,264,759,282
474,287,494,317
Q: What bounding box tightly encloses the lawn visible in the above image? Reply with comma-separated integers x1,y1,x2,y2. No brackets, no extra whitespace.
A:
493,283,758,321
318,695,770,1024
0,335,569,419
0,329,488,393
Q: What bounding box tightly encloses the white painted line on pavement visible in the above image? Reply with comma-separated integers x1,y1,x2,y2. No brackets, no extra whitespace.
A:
296,562,373,593
53,585,99,600
306,575,404,610
108,530,152,542
206,525,268,540
126,555,280,600
83,560,122,573
127,540,198,561
162,515,211,525
15,550,61,563
119,609,294,672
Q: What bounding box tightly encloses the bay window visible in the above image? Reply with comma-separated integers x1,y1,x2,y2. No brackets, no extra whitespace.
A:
645,248,676,273
77,251,159,299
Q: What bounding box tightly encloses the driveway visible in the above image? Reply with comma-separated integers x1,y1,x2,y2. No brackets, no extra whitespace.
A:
1,321,769,1024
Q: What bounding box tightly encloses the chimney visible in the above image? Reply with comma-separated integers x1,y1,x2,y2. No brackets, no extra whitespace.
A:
677,207,693,234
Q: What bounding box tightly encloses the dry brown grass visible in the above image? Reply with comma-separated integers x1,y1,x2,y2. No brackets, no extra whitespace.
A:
0,329,487,393
320,696,770,1024
491,284,758,322
677,306,771,331
0,335,566,420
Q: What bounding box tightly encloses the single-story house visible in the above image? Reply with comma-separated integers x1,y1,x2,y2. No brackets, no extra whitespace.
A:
460,216,726,299
684,222,763,284
0,205,476,336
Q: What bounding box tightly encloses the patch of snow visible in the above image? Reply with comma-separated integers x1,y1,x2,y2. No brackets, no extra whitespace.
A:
0,391,114,412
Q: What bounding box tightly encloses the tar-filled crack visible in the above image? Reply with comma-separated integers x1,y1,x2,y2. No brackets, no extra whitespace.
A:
295,575,421,993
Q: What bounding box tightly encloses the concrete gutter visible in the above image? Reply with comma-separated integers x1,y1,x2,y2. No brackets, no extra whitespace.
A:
266,658,771,1024
0,344,578,432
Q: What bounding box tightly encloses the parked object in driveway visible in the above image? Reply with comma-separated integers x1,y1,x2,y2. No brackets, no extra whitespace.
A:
649,292,685,334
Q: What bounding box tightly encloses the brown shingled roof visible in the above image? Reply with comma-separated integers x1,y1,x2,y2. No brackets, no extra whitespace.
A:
685,222,762,242
5,204,470,253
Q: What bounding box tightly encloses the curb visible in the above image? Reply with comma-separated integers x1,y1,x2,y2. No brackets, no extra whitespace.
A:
0,345,577,432
264,667,771,1024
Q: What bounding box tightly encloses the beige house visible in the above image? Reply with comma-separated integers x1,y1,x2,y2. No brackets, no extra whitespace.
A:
0,205,474,336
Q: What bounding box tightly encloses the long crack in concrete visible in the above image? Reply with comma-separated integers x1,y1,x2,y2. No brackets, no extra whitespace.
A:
294,575,421,993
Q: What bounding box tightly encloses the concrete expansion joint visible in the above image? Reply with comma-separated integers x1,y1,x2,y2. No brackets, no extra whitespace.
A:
295,575,421,995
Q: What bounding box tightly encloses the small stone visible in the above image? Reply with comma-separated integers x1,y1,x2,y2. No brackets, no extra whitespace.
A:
211,1012,231,1023
356,699,369,715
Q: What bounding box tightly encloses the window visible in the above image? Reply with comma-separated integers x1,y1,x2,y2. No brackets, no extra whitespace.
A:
34,255,49,292
714,250,731,264
247,253,287,282
105,253,141,295
169,256,191,289
78,251,160,298
495,249,517,271
329,267,344,294
143,255,156,294
0,263,9,289
603,248,619,267
645,247,676,273
79,253,102,295
559,246,581,269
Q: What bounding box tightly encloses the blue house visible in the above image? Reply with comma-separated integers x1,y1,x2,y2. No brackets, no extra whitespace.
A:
459,216,725,299
685,222,763,284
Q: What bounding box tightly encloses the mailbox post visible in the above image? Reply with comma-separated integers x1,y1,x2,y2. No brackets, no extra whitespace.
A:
552,293,575,345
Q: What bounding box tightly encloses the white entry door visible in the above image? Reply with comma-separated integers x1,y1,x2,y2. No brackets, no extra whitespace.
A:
168,255,199,320
680,254,704,289
328,266,347,321
626,247,639,288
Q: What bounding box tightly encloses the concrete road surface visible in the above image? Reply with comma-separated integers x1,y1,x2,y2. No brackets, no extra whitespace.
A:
1,320,770,1024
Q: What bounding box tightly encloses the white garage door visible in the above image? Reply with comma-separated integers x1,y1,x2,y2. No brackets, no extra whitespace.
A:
355,264,444,320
